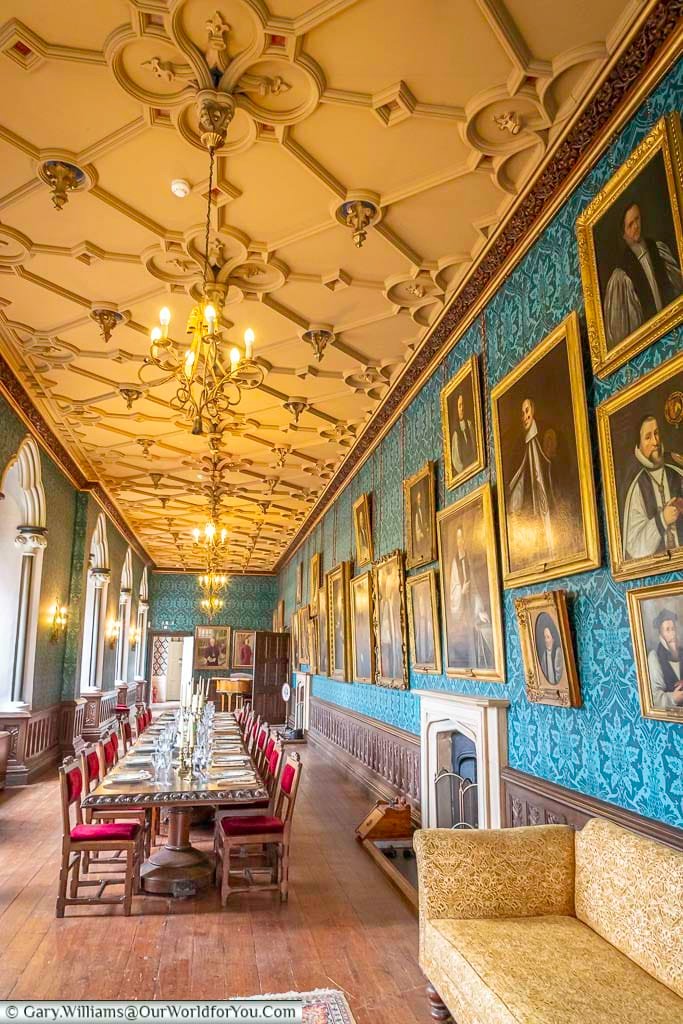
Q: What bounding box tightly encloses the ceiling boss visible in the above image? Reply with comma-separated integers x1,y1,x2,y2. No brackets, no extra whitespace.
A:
142,91,264,437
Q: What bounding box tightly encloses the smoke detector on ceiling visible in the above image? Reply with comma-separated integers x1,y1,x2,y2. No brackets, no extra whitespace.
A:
170,179,191,198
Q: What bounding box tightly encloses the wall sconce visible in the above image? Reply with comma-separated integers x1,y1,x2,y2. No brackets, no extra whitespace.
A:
49,601,68,644
106,619,121,649
129,625,139,650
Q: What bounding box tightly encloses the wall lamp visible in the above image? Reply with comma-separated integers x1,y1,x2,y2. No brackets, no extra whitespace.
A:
49,601,68,644
106,618,121,649
129,625,139,650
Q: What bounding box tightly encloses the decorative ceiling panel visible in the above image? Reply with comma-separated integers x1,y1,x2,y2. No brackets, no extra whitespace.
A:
0,0,650,570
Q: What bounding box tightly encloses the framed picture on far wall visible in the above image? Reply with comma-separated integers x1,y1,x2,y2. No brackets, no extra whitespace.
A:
353,493,374,567
437,483,504,681
296,561,303,605
406,569,441,674
277,599,285,632
290,612,299,669
440,354,486,490
194,625,230,670
627,581,683,723
514,590,581,708
298,605,311,666
317,575,329,676
404,461,437,569
597,349,683,582
490,312,600,589
373,550,408,690
328,561,352,682
232,629,255,669
576,112,683,379
350,571,375,684
309,552,321,615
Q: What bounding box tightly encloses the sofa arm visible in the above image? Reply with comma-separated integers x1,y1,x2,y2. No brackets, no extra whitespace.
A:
414,825,575,922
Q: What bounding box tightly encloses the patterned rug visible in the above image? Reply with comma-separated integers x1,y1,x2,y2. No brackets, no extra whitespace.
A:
252,990,356,1023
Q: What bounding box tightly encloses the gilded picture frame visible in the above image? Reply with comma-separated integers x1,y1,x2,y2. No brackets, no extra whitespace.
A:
350,570,375,684
406,569,441,674
627,580,683,723
193,625,231,670
297,605,310,666
514,590,581,708
232,629,256,669
436,483,505,681
307,616,319,675
309,552,321,615
277,599,285,632
440,354,486,490
295,561,303,605
490,312,600,588
317,574,329,676
404,461,437,569
289,611,299,669
576,112,683,379
352,493,374,566
327,561,352,682
596,349,683,582
372,550,408,690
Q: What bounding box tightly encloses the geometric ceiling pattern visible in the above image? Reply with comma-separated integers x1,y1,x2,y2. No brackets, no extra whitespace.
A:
0,0,649,571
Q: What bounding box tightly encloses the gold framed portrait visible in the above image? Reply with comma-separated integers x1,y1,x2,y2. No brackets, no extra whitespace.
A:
627,580,683,723
309,552,321,615
277,598,285,632
576,112,683,379
490,312,600,588
406,569,441,674
297,605,310,665
404,461,437,569
350,571,375,683
327,561,351,682
353,493,374,566
290,611,299,668
440,354,486,490
514,590,581,708
232,629,255,669
193,625,230,670
317,575,329,676
437,483,504,681
372,550,408,689
307,616,319,675
597,349,683,582
295,561,303,605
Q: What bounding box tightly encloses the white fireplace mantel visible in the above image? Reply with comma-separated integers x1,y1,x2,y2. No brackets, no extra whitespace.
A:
414,690,509,830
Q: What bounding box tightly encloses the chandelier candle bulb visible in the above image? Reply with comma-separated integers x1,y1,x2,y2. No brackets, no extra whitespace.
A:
244,328,255,359
230,347,240,370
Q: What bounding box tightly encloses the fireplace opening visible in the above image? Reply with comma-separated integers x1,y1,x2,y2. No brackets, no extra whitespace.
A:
434,729,478,829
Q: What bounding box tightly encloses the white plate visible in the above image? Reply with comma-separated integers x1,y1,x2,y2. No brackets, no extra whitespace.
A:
106,770,151,784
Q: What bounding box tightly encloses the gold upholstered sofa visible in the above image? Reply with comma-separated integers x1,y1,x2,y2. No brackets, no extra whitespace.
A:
414,818,683,1023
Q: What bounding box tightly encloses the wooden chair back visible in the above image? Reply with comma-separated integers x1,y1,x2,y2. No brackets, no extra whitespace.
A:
80,744,102,797
254,722,269,774
97,729,120,778
58,757,84,835
272,752,302,827
264,739,282,796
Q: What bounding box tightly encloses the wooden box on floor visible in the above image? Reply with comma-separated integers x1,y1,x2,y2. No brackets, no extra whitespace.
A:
355,798,418,908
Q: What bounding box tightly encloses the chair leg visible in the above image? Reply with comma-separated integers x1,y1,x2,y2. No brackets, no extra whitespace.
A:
220,841,231,907
69,852,81,898
279,843,289,903
55,847,70,918
124,848,134,916
426,983,452,1022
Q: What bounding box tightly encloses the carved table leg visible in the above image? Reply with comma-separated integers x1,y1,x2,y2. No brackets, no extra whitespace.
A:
140,806,214,897
426,982,452,1022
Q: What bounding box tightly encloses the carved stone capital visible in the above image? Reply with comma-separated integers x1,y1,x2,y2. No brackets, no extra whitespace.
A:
90,567,111,588
196,90,235,150
14,526,48,554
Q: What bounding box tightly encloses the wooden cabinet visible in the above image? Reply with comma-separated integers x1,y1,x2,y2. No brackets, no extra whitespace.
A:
251,631,290,724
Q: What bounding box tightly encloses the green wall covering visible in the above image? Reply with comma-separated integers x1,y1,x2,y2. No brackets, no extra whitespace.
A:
277,62,683,829
149,572,277,633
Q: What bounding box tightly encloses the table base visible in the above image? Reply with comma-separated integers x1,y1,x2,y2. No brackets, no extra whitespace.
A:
141,806,214,897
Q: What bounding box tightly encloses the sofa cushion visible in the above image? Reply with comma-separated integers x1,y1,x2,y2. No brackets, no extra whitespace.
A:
575,818,683,999
423,915,683,1024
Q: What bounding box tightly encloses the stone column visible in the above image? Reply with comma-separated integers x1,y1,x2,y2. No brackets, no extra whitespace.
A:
11,527,47,705
135,600,149,679
116,588,131,682
87,569,110,690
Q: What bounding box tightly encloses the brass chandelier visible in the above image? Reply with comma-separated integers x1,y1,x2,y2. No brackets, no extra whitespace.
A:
193,449,230,617
143,127,264,436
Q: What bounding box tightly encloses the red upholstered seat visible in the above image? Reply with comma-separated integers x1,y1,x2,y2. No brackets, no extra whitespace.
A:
115,704,129,713
219,814,284,836
71,822,140,842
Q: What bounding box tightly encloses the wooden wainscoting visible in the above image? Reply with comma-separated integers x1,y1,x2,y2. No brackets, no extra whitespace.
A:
502,766,683,852
308,697,421,819
0,704,62,785
81,690,117,743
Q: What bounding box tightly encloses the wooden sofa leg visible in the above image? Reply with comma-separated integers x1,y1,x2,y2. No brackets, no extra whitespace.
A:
426,982,452,1022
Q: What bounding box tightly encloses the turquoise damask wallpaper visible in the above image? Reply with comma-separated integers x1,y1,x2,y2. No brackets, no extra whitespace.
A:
279,60,683,829
149,572,278,632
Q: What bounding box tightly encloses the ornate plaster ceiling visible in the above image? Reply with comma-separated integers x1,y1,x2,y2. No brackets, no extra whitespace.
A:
0,0,651,571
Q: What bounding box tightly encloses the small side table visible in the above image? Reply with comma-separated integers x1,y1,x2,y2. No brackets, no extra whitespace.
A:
214,675,252,712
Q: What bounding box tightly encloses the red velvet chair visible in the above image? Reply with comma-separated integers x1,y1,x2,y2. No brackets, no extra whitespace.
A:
215,751,302,905
82,744,150,859
246,714,261,756
55,756,143,917
253,722,269,776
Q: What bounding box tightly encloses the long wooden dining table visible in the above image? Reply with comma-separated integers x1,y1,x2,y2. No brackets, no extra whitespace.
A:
82,710,267,897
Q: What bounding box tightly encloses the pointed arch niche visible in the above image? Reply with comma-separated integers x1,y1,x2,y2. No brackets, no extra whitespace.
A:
79,513,110,693
134,566,149,682
0,436,47,709
115,548,133,683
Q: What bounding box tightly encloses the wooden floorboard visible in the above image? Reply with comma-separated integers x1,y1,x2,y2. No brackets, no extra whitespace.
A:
0,744,431,1021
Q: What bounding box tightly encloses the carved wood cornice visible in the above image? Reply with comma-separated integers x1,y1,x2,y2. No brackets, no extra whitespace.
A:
277,0,683,571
